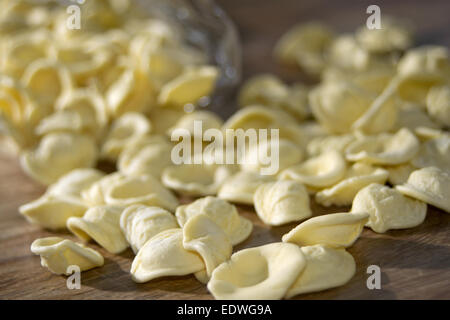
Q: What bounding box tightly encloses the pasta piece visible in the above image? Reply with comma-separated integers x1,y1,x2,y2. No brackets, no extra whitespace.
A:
254,180,312,226
20,132,98,185
309,80,372,134
81,172,126,206
307,134,355,157
315,163,389,207
412,137,450,172
117,135,172,178
120,205,178,254
393,103,439,132
280,151,347,188
19,194,87,230
345,128,420,165
67,205,129,254
130,228,205,283
282,212,369,248
105,67,155,117
218,171,275,205
426,85,450,127
183,214,232,279
327,35,370,72
104,174,179,212
207,242,306,300
385,163,417,186
176,196,252,246
240,139,303,176
285,245,355,298
147,107,185,135
162,164,234,197
274,22,334,75
396,166,450,213
352,183,427,233
414,127,449,141
31,237,104,275
21,59,72,109
158,65,219,109
47,168,105,200
101,112,152,161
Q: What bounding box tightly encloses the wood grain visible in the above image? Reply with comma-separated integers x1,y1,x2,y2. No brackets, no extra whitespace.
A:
1,0,450,300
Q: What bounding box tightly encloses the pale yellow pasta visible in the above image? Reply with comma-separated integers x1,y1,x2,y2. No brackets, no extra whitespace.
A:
414,127,449,141
411,137,450,171
285,245,355,298
396,166,450,213
426,85,450,127
393,103,440,132
282,212,369,248
218,171,275,205
315,163,389,207
81,172,126,206
120,204,178,254
162,164,235,197
183,214,232,279
19,194,87,230
274,22,333,75
104,174,179,212
105,67,155,117
47,168,105,200
309,80,372,134
158,65,219,109
345,128,420,165
385,163,417,186
306,134,355,157
207,242,306,300
20,132,98,185
254,180,312,226
67,205,129,254
31,237,104,275
352,183,427,233
130,228,205,283
118,134,172,178
176,196,252,246
280,151,347,188
240,138,303,176
167,110,223,138
101,112,152,161
355,18,413,53
147,107,185,135
21,59,72,109
328,35,370,72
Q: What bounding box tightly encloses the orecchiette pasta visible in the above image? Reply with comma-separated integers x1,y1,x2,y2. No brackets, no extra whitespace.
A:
282,212,369,248
274,22,334,75
101,112,152,161
183,214,232,279
218,171,275,205
31,237,104,275
81,172,126,206
20,132,98,185
157,65,219,109
254,180,312,226
207,242,306,300
306,134,355,157
280,150,347,188
176,196,252,246
67,205,129,254
162,164,235,197
285,245,356,298
120,204,178,254
103,174,179,212
117,134,173,178
385,163,417,186
352,183,427,233
130,228,205,283
315,163,389,207
396,166,450,213
167,110,223,138
345,128,420,165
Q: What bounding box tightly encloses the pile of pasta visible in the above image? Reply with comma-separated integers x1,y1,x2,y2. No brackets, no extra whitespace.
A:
1,1,449,300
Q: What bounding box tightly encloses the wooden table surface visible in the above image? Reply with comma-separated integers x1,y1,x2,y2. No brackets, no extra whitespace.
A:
1,0,449,300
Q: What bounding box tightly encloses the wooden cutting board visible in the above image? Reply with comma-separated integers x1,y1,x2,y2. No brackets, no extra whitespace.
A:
1,0,449,300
